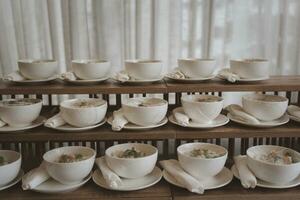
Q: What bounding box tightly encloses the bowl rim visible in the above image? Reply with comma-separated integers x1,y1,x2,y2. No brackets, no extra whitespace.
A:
177,142,228,161
246,145,300,167
0,98,43,107
181,94,223,104
230,59,269,63
60,98,107,110
178,58,216,62
122,97,168,109
0,150,21,168
242,94,288,103
72,59,109,64
43,146,96,165
125,59,162,64
105,143,158,161
18,59,57,64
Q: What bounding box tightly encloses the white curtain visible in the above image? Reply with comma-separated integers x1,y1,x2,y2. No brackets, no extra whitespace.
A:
1,0,300,77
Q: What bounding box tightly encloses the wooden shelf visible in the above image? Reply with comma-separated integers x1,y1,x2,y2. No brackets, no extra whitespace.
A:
0,76,299,95
2,179,300,200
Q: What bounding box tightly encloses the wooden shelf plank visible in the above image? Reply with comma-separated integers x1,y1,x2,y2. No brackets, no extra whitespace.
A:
0,79,167,95
165,75,300,92
0,76,299,95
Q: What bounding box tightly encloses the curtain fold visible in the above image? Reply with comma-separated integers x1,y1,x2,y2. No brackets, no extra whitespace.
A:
0,0,299,76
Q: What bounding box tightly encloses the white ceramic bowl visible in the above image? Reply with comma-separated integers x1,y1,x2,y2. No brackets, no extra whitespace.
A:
0,98,42,127
125,60,163,80
0,150,21,186
230,59,269,79
181,95,223,124
178,143,227,180
105,143,158,179
43,146,96,185
242,94,288,121
72,59,110,80
60,98,107,127
18,60,58,80
178,58,216,78
247,145,300,184
122,97,168,126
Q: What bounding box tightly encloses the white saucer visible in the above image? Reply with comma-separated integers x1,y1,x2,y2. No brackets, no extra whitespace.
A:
0,116,46,132
92,166,162,191
112,74,163,84
163,167,233,190
218,75,269,82
169,107,229,129
45,118,107,132
231,164,300,189
63,76,109,85
228,113,289,128
0,169,24,191
32,173,92,194
107,116,168,130
165,74,216,83
9,75,57,84
289,115,300,123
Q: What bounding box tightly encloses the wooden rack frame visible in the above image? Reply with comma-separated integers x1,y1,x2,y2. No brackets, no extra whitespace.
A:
1,76,300,200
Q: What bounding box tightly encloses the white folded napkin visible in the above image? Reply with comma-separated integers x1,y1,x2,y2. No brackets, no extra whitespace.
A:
61,72,77,81
233,155,257,189
22,162,50,190
218,68,239,83
115,71,131,82
0,120,6,127
111,109,129,131
45,113,66,128
288,105,300,119
225,104,260,124
160,159,205,194
95,157,122,189
173,108,190,126
168,70,186,79
3,71,26,81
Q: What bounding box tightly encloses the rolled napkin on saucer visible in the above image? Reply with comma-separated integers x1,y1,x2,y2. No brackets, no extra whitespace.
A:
22,162,50,190
218,68,239,83
233,155,257,189
45,113,66,128
225,104,260,124
95,157,122,189
115,71,131,82
173,108,190,126
287,105,300,119
61,72,77,81
160,159,205,194
168,70,186,79
3,71,26,81
112,109,129,131
0,120,6,127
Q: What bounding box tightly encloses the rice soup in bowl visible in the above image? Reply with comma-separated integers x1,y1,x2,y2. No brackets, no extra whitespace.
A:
18,59,58,80
181,95,223,124
72,59,110,80
177,142,227,180
122,97,168,126
125,59,163,80
43,146,96,185
105,143,158,178
0,150,21,186
242,94,288,121
0,98,42,127
60,98,107,127
247,145,300,184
